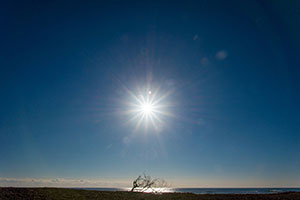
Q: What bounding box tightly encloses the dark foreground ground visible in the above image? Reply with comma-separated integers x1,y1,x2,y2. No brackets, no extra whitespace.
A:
1,188,300,200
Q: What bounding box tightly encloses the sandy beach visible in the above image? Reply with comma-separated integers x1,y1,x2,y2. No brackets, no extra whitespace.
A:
1,188,300,200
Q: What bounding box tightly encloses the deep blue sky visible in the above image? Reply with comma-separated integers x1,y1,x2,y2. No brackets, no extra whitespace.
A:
0,0,300,187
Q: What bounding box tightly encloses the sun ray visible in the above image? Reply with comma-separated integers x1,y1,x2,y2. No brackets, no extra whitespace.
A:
151,89,175,106
124,112,144,125
152,110,176,118
122,85,144,105
119,81,175,133
133,114,145,133
149,86,161,104
151,112,163,124
149,114,158,131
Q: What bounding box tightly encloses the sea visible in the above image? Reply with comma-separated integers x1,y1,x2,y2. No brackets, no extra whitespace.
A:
78,187,300,194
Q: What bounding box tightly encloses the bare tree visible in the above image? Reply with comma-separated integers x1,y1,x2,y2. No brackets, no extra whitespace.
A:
131,173,169,193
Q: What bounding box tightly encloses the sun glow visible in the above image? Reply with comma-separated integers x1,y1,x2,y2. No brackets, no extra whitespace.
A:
140,103,153,115
121,87,174,132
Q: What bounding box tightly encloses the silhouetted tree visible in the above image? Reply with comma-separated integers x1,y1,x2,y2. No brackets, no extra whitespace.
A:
131,173,169,193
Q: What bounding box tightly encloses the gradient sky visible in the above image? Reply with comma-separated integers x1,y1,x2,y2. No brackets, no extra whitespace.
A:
1,0,300,187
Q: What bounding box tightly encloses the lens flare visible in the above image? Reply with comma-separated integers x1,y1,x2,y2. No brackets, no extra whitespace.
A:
121,86,175,132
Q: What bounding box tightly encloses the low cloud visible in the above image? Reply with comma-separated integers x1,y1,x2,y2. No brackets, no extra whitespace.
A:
0,177,130,187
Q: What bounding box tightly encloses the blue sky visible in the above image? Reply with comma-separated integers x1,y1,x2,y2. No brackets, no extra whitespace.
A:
0,0,300,187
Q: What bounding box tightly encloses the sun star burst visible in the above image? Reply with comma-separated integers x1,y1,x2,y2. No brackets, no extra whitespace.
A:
140,103,153,115
122,87,174,132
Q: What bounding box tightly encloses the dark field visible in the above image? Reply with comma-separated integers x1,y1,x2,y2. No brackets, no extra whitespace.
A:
1,188,300,200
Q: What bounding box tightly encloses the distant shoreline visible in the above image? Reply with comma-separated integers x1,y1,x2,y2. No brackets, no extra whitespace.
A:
1,187,300,200
74,187,300,194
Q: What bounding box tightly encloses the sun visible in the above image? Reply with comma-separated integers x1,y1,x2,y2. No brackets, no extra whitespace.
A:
140,103,153,115
121,86,174,132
